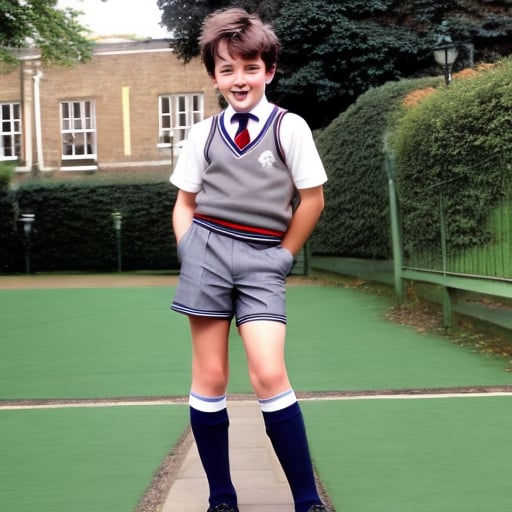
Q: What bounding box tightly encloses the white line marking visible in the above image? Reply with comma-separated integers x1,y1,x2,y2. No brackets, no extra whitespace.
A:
2,391,512,411
300,392,512,401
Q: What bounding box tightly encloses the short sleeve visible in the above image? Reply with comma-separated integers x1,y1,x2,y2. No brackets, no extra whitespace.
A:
279,113,328,189
170,118,213,192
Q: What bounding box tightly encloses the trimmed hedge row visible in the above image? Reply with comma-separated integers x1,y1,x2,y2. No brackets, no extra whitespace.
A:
2,58,510,272
313,75,441,259
2,180,178,273
312,57,511,263
392,58,512,256
0,164,17,273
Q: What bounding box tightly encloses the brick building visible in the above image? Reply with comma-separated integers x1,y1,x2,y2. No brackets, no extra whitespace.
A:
0,39,219,180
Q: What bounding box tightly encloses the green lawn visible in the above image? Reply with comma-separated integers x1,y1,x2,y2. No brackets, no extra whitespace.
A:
1,286,511,401
1,284,511,512
303,395,512,512
0,405,188,512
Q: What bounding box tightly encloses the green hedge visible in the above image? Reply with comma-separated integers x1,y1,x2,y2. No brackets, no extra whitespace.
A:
312,57,511,265
7,180,178,273
2,59,510,273
313,75,441,259
392,58,512,257
0,163,17,272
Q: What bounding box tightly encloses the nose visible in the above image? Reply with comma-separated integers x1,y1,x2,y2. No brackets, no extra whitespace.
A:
233,70,246,86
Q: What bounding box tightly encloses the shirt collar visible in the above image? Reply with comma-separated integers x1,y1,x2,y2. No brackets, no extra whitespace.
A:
226,96,273,124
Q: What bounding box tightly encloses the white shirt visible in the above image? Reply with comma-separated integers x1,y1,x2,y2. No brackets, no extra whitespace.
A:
170,96,327,192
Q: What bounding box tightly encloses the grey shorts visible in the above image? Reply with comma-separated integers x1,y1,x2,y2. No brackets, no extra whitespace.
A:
171,223,294,325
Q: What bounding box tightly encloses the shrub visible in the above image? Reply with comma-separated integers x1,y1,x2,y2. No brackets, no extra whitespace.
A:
313,76,440,258
0,163,17,272
13,180,178,272
392,57,512,256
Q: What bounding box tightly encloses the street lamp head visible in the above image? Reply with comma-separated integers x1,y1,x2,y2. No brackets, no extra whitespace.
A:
20,213,35,235
433,21,459,85
112,211,123,231
433,43,459,67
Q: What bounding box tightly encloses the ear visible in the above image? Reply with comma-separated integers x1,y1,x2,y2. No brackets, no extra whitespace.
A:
265,64,276,85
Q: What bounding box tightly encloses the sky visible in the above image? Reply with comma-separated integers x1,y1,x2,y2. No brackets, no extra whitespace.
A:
57,0,170,39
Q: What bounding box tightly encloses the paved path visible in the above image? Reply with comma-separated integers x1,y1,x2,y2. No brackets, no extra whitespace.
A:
162,401,295,512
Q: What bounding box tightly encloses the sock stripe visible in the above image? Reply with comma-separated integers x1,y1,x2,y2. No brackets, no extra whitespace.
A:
189,391,227,412
259,389,297,413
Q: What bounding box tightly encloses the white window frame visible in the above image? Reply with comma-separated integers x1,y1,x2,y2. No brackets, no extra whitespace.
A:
60,100,97,162
0,102,22,161
158,93,204,148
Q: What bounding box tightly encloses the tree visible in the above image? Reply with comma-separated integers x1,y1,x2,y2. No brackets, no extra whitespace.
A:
0,0,92,69
271,0,425,127
157,0,276,62
269,0,512,127
157,0,512,128
158,0,226,63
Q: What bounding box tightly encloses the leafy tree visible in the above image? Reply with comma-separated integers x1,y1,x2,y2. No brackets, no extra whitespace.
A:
272,0,512,126
272,0,426,127
158,0,227,63
157,0,512,127
0,0,92,69
157,0,277,62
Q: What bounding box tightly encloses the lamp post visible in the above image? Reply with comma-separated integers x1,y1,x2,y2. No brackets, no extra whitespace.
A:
112,211,123,272
20,213,35,274
433,21,459,86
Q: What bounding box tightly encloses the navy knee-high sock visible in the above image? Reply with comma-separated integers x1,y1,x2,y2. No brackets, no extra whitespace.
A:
261,392,321,512
189,394,237,509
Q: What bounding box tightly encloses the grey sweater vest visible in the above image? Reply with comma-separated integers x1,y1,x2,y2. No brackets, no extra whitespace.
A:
195,107,295,234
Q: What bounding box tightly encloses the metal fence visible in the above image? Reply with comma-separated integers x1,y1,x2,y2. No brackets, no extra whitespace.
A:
385,151,512,313
405,198,512,280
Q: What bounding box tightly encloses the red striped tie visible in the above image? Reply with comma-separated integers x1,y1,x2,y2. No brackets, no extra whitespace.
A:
233,113,253,149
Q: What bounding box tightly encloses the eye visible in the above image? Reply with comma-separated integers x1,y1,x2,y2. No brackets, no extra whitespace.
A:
218,66,233,75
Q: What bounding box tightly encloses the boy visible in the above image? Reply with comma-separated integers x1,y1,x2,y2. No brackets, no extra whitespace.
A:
170,7,330,512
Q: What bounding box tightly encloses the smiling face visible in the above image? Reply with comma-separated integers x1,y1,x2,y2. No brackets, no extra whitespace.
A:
212,39,276,113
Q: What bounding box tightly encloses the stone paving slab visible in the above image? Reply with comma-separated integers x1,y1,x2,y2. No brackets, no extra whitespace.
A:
162,401,294,512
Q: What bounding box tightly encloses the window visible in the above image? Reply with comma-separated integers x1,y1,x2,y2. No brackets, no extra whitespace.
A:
159,93,204,146
60,100,96,160
0,103,21,160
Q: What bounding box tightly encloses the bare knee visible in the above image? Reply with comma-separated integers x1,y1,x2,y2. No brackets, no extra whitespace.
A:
192,359,229,396
239,321,290,398
249,365,289,399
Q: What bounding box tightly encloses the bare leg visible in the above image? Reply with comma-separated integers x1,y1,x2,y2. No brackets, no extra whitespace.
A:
239,320,291,398
239,320,322,512
188,316,237,510
190,316,231,395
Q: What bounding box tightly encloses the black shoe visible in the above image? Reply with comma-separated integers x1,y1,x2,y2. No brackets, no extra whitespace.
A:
307,505,332,512
207,504,238,512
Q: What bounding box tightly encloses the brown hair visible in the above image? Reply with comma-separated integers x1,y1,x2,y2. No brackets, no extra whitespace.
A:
199,8,280,76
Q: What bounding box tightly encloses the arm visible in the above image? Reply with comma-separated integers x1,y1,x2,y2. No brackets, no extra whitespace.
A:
170,119,212,242
172,189,197,243
281,185,324,257
278,113,327,256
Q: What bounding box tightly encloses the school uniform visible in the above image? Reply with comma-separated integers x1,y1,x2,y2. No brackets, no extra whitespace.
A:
171,96,327,324
170,96,328,512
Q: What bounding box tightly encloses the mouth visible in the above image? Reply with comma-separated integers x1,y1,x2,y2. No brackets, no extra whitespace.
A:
232,90,249,101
